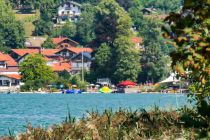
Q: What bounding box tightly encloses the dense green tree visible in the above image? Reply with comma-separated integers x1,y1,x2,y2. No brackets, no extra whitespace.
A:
91,0,141,83
139,42,170,83
60,22,77,38
33,19,53,36
116,0,141,11
94,43,112,78
140,0,183,13
114,36,141,82
163,0,210,114
0,0,25,51
33,0,59,35
134,17,171,83
128,7,144,30
20,54,56,90
41,37,56,49
76,3,96,45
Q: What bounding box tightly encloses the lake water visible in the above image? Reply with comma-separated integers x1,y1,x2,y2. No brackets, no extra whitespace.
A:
0,93,190,136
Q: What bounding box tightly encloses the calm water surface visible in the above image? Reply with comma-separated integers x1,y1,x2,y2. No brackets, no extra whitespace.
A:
0,93,190,136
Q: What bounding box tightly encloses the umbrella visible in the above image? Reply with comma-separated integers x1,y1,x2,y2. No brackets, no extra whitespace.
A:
117,80,137,87
159,73,180,84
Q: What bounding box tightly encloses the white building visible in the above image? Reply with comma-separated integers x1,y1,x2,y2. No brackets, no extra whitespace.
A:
57,1,82,24
0,74,21,92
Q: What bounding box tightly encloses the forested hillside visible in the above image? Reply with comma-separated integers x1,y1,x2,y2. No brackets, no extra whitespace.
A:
1,0,183,83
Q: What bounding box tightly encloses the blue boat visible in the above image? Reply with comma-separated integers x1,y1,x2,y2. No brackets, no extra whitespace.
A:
62,89,82,94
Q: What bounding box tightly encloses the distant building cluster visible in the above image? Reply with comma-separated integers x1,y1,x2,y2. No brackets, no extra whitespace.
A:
0,36,142,91
0,37,93,91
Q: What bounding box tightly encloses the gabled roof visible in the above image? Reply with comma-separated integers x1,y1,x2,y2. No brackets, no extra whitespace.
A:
56,47,93,54
11,49,38,56
131,37,143,44
11,49,60,57
0,74,21,80
41,49,60,56
51,62,71,72
141,8,157,13
68,47,93,54
52,37,79,45
0,52,17,66
63,1,82,7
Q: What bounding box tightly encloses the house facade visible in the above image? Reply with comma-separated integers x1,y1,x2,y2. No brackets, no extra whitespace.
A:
71,52,92,74
55,47,93,59
57,1,82,24
0,52,21,92
0,74,21,92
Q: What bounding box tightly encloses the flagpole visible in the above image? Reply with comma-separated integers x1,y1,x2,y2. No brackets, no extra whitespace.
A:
81,45,84,82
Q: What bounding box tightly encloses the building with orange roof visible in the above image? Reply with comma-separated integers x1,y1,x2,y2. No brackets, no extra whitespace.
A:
55,47,93,59
47,62,71,73
0,52,18,71
11,49,60,58
0,74,21,92
52,37,79,49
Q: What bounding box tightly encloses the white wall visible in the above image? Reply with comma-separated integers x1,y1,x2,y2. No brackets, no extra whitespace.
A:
0,72,19,75
58,4,81,16
72,62,91,69
57,2,81,23
0,76,20,92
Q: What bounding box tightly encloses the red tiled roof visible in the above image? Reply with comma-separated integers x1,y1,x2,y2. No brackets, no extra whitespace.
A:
66,47,93,54
0,52,17,66
40,49,60,56
52,37,79,45
11,49,60,57
11,49,38,56
132,37,143,44
1,74,21,80
51,62,71,72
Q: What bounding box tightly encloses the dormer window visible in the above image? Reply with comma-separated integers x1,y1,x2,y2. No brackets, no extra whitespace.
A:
0,61,6,68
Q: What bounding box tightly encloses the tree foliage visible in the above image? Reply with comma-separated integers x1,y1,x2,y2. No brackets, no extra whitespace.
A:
0,0,25,52
163,0,210,114
91,0,141,83
140,0,183,13
41,37,56,49
20,54,56,90
76,3,96,45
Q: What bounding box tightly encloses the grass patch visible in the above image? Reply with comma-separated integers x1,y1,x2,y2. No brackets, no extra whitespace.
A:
14,10,40,37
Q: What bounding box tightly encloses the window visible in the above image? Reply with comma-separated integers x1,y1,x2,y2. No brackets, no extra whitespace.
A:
0,61,6,68
3,80,9,86
67,11,70,15
0,80,2,86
